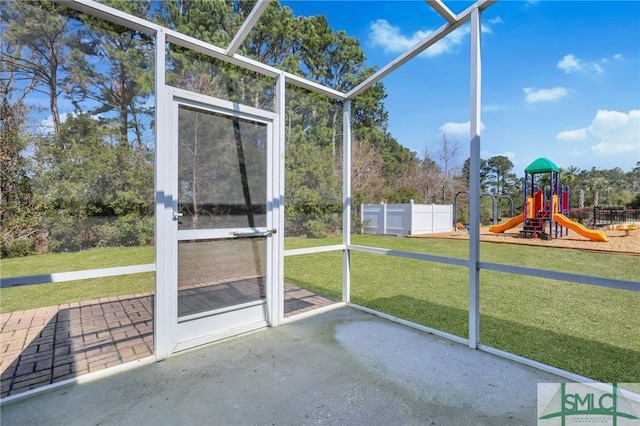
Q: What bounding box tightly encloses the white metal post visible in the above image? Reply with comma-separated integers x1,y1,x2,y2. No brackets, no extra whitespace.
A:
382,203,387,235
468,7,482,349
272,72,286,326
154,28,172,360
342,100,352,303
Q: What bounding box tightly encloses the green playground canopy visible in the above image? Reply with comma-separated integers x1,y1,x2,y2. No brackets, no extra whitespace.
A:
525,157,560,174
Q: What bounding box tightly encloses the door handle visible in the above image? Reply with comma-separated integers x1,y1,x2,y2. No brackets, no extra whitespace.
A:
231,229,277,238
172,211,183,224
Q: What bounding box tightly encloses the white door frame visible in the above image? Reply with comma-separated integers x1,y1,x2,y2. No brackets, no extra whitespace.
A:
155,86,281,358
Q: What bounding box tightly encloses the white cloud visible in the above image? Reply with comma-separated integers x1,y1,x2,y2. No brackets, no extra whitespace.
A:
480,150,516,163
498,151,515,161
613,53,624,61
557,54,604,75
483,104,504,112
369,19,424,53
557,128,588,141
368,16,502,57
556,110,640,155
523,87,569,103
368,19,470,58
589,110,640,154
38,112,70,134
482,17,502,34
557,54,582,73
38,112,105,134
439,121,485,138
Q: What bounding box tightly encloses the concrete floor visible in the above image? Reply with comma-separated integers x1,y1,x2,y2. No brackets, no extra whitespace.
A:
1,307,564,425
0,283,334,398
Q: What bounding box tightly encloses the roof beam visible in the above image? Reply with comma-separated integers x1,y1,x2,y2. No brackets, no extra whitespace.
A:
56,0,159,35
226,0,272,56
346,19,465,99
426,0,457,24
347,0,496,99
166,30,346,101
59,0,494,102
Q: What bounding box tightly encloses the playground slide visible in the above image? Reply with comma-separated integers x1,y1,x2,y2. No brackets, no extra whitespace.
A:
553,213,609,242
489,214,524,233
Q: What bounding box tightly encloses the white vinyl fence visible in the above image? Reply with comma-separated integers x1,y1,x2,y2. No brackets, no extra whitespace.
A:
361,201,453,236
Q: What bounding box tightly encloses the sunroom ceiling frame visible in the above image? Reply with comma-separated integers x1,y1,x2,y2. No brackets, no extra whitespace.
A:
348,0,496,98
426,0,457,24
57,0,346,101
226,0,272,56
58,0,495,102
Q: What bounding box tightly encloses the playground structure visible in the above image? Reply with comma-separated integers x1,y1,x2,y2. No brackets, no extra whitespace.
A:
606,222,640,236
453,191,514,226
489,158,609,242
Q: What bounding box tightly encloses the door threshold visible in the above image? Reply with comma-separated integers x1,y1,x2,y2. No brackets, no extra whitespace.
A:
173,320,269,353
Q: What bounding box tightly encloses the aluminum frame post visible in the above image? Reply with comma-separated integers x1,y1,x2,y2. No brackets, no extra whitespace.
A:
468,6,482,349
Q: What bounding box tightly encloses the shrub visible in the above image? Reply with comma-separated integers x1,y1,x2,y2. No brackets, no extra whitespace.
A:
1,238,36,258
304,219,328,239
95,215,153,247
569,207,592,225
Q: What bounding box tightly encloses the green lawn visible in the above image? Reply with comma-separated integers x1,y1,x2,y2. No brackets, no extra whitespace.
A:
0,245,154,277
285,234,640,383
1,236,639,383
1,246,155,312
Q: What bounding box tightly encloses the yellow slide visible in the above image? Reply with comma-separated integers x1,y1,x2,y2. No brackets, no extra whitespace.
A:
489,213,524,233
553,213,609,242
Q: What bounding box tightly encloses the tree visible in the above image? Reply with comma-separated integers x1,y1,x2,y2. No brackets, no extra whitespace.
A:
285,142,341,237
586,175,609,207
484,155,516,195
0,73,45,257
1,0,75,135
348,142,386,204
65,0,154,148
628,193,640,208
435,135,461,203
462,157,488,191
410,151,441,203
32,114,152,251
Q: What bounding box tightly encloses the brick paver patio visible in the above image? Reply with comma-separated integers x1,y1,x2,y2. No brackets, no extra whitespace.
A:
1,283,335,398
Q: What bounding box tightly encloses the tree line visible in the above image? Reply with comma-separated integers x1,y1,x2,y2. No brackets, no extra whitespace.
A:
1,1,638,257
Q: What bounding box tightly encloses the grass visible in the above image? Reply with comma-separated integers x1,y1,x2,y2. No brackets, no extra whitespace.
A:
0,246,154,277
0,273,154,313
284,234,640,383
1,246,155,313
2,236,639,382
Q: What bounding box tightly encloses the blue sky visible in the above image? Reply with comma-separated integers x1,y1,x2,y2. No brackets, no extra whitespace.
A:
283,0,640,174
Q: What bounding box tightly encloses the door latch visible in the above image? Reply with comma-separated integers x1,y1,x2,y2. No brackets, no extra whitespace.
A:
172,211,183,223
231,229,277,238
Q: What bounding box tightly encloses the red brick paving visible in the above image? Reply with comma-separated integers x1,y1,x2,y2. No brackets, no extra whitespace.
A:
0,293,154,398
1,284,335,398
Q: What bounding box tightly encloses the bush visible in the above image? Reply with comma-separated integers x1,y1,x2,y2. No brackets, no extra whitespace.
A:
46,213,154,252
1,238,36,258
46,215,85,252
95,215,153,247
569,207,592,225
304,219,329,239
